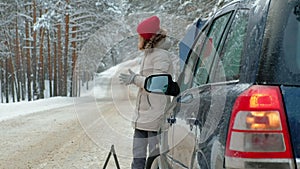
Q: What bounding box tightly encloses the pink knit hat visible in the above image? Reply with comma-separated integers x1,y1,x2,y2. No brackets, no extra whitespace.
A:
136,16,160,40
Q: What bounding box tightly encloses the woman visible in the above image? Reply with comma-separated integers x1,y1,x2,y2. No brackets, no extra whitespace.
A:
119,15,174,169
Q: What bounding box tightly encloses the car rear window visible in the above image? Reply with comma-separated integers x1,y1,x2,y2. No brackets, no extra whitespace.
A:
259,1,300,86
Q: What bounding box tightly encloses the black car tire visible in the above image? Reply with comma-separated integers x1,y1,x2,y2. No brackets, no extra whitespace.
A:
197,149,209,169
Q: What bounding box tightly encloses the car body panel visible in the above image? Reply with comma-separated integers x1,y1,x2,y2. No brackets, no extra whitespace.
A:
281,86,300,160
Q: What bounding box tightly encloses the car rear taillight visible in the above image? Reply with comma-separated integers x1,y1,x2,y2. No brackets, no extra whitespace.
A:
225,85,295,169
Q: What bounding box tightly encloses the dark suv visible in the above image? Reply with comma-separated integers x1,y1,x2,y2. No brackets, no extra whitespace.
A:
144,0,300,168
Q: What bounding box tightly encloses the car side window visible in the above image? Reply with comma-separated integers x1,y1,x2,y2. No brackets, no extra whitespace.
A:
212,9,249,82
192,12,232,87
179,25,208,92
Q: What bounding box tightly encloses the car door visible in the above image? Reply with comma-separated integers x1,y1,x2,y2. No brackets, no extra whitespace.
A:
200,8,251,169
165,7,235,169
163,27,206,169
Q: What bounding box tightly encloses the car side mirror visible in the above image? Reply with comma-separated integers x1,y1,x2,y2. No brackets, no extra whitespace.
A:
144,74,180,96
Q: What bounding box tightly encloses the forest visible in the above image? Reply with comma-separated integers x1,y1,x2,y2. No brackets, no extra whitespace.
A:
0,0,226,103
0,0,118,103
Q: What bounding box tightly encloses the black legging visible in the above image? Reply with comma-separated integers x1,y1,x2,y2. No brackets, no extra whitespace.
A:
131,129,159,169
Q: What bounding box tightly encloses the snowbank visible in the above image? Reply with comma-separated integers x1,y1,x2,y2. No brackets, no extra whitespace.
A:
0,58,141,122
0,97,75,122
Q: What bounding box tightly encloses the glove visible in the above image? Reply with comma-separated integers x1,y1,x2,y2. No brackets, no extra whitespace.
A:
119,69,137,85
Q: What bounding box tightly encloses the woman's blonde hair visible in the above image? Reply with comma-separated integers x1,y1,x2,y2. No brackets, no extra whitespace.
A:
139,29,167,51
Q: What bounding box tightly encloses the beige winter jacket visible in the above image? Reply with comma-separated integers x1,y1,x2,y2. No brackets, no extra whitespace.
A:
132,38,174,131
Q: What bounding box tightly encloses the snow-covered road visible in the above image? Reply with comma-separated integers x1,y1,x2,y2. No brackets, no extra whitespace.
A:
0,96,134,168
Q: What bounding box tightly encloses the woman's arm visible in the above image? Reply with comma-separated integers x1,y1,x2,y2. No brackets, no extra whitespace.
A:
133,52,171,88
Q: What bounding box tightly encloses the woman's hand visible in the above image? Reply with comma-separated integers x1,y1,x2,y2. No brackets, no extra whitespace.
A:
119,69,137,85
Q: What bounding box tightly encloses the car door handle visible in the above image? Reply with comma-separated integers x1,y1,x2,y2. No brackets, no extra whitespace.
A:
186,117,199,131
177,94,193,103
186,118,199,126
